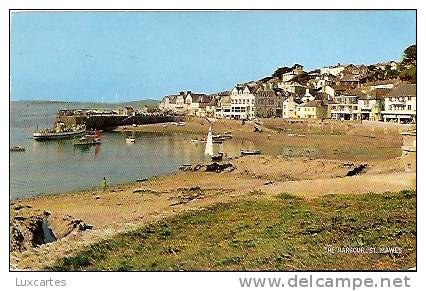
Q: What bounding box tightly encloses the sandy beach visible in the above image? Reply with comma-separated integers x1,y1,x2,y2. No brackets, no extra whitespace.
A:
10,118,416,270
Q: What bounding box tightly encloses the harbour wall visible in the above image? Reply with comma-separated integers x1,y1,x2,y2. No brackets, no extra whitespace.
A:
55,115,185,131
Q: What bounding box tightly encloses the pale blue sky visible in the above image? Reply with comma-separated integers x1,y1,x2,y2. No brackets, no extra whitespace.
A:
11,10,416,102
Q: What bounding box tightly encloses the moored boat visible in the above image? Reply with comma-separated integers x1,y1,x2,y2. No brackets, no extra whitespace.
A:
240,149,261,156
211,152,224,162
10,146,25,152
212,137,225,144
33,124,86,141
126,137,136,143
73,136,101,146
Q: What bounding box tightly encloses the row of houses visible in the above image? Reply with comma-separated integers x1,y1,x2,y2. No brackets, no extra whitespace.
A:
158,63,416,124
284,83,416,123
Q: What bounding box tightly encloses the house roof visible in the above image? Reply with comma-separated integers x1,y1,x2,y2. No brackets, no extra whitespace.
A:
190,93,209,103
217,91,231,96
313,91,333,100
386,84,416,98
234,83,258,94
165,95,179,103
358,88,392,100
199,96,217,107
344,88,365,97
219,95,232,104
363,79,400,87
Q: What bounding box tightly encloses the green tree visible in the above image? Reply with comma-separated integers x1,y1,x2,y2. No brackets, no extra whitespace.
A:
402,44,416,65
400,66,416,83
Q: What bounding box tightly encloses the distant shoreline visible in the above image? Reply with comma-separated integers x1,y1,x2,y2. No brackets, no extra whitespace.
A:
10,99,160,106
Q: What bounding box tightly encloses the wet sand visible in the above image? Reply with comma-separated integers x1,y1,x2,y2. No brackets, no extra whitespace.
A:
10,118,416,270
10,155,415,270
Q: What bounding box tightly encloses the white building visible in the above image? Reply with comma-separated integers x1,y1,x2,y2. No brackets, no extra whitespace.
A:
330,94,359,120
214,93,232,119
277,81,305,94
229,84,256,120
356,89,389,121
320,64,346,77
301,88,315,103
381,84,416,123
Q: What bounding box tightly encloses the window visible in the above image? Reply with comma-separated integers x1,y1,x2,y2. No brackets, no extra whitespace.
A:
408,105,411,110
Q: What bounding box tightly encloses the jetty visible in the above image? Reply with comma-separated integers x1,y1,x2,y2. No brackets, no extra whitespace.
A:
54,108,184,131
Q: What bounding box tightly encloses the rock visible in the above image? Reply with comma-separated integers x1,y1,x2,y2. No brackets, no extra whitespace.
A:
78,223,93,231
14,205,24,211
346,164,368,176
205,162,235,173
193,164,202,171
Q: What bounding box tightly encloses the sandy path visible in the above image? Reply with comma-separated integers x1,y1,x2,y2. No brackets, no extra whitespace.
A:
260,172,416,199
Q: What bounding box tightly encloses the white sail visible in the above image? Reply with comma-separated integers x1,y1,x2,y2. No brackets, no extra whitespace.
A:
204,126,214,156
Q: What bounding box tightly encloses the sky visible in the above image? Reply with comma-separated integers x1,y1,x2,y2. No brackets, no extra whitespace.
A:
10,10,416,102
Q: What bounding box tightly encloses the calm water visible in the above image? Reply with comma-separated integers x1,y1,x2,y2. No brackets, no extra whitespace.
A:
11,101,275,199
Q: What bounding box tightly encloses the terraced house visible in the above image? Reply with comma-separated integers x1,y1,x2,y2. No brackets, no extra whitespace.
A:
381,83,416,123
329,94,359,120
214,91,231,119
254,82,288,118
159,91,213,116
296,100,328,119
356,88,390,121
229,83,257,120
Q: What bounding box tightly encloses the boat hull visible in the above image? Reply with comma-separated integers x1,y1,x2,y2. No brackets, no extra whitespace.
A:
73,141,101,146
33,129,86,141
240,150,261,156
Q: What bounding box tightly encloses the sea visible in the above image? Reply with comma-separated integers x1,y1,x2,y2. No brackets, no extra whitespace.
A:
10,101,270,199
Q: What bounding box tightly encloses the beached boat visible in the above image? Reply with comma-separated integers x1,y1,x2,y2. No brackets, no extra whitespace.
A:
240,149,261,156
191,137,206,143
10,146,25,152
33,124,86,141
212,137,225,144
211,152,224,162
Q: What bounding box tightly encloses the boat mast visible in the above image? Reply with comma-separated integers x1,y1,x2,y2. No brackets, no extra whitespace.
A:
204,126,214,156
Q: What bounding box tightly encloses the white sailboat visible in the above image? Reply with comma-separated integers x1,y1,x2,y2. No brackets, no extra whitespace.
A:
204,126,214,156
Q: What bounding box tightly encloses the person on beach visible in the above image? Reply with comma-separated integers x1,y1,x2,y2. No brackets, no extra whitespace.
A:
101,177,107,191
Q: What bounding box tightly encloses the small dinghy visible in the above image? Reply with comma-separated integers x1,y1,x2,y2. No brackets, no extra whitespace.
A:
240,149,261,156
211,152,224,162
73,136,101,146
10,146,25,152
126,137,136,143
